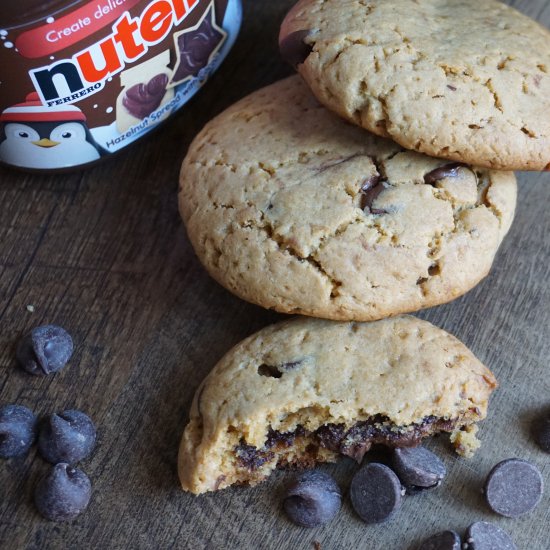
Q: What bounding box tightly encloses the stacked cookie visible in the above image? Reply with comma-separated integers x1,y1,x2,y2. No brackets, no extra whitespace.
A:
177,0,550,494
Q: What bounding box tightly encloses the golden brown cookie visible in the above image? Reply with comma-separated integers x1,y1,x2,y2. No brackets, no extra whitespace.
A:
179,76,516,321
178,316,497,494
280,0,550,170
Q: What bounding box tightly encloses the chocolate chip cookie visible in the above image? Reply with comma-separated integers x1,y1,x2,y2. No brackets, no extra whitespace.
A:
179,76,516,321
178,315,497,494
280,0,550,170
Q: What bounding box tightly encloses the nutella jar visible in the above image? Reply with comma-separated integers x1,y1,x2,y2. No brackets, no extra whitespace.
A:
0,0,241,171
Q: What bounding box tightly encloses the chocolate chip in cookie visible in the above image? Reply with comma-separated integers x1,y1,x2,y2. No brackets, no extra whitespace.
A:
279,30,314,67
424,163,468,185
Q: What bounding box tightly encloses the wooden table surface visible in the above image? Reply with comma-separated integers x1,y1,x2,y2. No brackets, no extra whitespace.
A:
1,1,549,549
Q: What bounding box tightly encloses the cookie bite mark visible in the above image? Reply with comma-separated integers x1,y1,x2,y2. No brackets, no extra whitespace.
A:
231,414,465,475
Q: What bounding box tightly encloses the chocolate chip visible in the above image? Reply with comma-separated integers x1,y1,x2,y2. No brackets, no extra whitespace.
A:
123,73,169,120
465,521,517,550
283,470,341,527
38,410,96,465
424,163,468,185
484,458,543,517
235,440,273,470
279,30,313,67
35,463,91,522
0,404,37,458
265,427,297,449
315,424,346,452
533,412,550,453
340,423,376,462
350,463,403,524
361,183,387,213
447,85,457,91
361,173,381,192
392,446,446,492
419,530,461,550
16,325,74,376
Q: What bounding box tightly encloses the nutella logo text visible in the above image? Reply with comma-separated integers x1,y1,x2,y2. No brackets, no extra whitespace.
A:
30,0,199,106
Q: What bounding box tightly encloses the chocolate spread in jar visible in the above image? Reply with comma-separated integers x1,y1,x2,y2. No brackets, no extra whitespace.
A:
0,0,241,171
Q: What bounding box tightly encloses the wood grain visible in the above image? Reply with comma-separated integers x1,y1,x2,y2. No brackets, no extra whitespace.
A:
0,1,549,549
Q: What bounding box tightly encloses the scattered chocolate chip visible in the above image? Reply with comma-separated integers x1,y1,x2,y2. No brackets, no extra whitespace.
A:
0,404,37,458
419,530,461,550
16,325,74,376
424,163,468,185
38,410,96,465
283,470,341,527
123,73,169,119
392,446,446,493
361,183,387,213
350,463,403,524
465,521,517,550
35,463,91,522
484,458,543,517
279,30,313,67
172,6,225,83
533,412,550,453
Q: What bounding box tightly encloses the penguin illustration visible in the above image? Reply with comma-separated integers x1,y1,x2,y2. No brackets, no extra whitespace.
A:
0,92,103,170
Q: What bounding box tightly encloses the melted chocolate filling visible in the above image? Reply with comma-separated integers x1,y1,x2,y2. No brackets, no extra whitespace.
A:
234,415,459,470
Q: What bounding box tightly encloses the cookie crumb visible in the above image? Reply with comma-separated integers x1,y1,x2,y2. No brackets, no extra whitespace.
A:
313,542,321,550
26,304,35,312
451,425,480,458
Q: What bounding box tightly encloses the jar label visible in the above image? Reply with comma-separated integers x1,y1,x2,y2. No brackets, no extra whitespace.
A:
0,0,241,170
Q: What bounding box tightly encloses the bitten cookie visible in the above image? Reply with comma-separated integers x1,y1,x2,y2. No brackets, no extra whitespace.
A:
279,0,550,170
178,316,497,494
179,76,516,321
